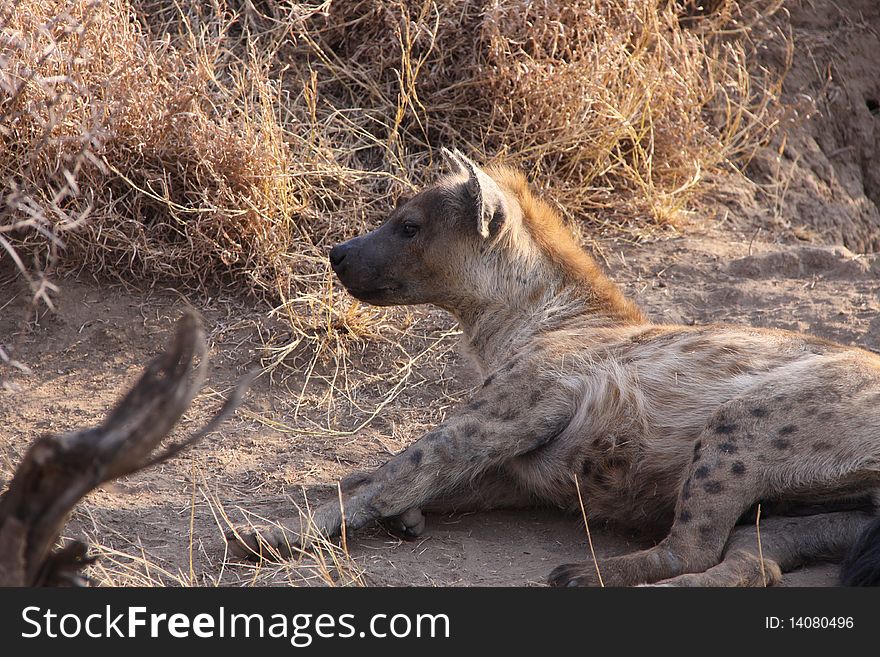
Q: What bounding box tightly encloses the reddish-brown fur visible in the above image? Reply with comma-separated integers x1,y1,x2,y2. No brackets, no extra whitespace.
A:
488,165,644,324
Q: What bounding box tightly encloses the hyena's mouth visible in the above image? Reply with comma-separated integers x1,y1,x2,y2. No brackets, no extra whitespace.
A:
344,284,400,304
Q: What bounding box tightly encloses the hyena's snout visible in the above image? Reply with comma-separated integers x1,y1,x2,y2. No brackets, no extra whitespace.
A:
328,233,404,306
329,235,372,288
328,239,353,276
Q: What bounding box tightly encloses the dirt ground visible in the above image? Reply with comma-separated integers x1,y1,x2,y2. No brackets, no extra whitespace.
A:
1,206,877,586
2,1,879,587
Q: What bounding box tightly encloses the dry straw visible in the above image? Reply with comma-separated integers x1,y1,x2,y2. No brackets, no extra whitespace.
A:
1,0,787,447
3,0,783,310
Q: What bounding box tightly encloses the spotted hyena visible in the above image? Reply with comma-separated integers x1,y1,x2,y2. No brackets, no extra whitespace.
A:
229,149,880,586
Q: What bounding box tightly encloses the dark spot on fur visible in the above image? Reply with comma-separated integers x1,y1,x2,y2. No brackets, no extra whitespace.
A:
603,456,627,469
682,477,692,501
699,524,715,541
772,438,791,450
694,465,711,479
796,390,818,403
715,423,738,435
482,374,495,387
491,405,516,421
468,399,487,411
750,407,768,418
813,441,832,451
692,441,702,463
703,481,724,494
409,449,423,466
341,472,371,492
778,424,798,435
817,410,836,421
719,442,738,454
678,510,692,524
731,461,746,476
529,389,542,404
581,460,593,477
460,422,480,438
501,408,518,421
681,338,713,353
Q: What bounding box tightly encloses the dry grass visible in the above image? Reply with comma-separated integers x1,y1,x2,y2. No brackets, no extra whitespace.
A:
64,458,368,587
2,0,784,302
2,0,297,297
1,0,787,400
283,0,786,227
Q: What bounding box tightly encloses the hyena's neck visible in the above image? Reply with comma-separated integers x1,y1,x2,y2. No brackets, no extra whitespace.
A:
449,167,646,374
452,273,645,376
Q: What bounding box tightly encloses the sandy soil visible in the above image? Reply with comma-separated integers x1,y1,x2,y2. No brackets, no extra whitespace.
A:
1,1,879,588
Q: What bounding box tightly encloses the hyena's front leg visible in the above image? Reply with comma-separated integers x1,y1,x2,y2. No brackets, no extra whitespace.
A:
228,386,569,559
382,468,536,540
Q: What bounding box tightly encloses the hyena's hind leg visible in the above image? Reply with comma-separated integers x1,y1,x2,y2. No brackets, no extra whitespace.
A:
550,402,769,586
653,510,875,587
551,374,880,587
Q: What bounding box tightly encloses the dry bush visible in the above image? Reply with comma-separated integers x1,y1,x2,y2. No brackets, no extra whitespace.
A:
480,0,782,225
2,0,783,295
0,0,102,308
293,0,784,228
2,0,299,300
2,0,785,375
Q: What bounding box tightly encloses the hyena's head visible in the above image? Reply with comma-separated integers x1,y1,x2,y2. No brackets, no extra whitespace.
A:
329,148,521,310
330,148,643,323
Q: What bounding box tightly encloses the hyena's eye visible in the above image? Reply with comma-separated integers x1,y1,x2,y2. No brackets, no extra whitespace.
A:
401,221,420,238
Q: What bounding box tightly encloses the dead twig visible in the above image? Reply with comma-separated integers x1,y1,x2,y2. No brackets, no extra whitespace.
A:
0,311,251,586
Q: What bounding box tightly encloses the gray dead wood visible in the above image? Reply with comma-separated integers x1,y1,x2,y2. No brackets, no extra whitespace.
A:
0,311,250,586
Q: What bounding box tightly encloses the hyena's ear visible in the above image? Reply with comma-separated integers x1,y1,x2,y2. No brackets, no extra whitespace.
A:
441,147,504,239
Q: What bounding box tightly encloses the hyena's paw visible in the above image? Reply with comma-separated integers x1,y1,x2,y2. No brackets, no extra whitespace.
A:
648,551,783,587
547,562,605,587
225,524,300,561
381,507,426,540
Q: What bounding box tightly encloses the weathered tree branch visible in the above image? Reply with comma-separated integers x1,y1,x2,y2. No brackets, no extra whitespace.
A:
0,311,251,586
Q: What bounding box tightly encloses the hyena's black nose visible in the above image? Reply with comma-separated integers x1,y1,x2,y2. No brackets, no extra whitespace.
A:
329,243,347,270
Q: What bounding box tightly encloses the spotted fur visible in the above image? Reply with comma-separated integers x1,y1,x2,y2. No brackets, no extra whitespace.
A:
229,150,880,586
